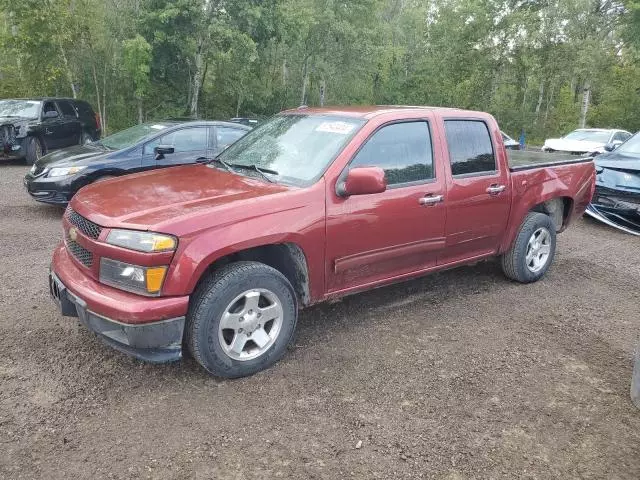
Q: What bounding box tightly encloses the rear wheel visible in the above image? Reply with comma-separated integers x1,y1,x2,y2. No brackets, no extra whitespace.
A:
25,137,44,165
186,262,298,378
501,212,556,283
80,132,93,145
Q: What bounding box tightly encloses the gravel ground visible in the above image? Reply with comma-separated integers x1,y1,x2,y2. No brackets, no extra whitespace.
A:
1,161,639,479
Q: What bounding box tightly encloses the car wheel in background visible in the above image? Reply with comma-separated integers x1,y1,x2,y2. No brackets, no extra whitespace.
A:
80,132,93,145
186,261,298,378
25,137,44,165
501,212,557,283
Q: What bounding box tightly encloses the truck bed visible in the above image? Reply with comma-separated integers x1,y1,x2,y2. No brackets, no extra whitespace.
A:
507,150,593,172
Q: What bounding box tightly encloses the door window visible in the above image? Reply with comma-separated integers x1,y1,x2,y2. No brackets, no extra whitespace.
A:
42,102,58,117
213,126,247,152
350,121,434,186
144,127,208,154
57,101,77,118
444,120,496,176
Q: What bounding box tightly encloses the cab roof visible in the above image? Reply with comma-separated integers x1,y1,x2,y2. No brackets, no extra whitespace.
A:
282,105,483,120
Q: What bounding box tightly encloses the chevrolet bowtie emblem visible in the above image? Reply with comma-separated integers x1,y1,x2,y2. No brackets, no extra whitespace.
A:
69,227,78,242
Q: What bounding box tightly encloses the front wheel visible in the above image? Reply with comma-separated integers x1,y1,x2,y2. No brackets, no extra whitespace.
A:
24,137,44,165
186,262,298,378
501,212,556,283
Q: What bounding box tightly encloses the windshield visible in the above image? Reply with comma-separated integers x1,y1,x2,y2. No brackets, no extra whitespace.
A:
218,114,365,185
615,132,640,155
101,123,170,150
564,130,610,143
0,100,41,118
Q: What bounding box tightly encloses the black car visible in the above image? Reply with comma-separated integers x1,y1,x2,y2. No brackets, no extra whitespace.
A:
585,132,640,235
24,120,250,205
0,98,101,165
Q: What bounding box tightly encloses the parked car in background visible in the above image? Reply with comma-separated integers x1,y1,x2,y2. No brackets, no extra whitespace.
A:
229,117,260,128
24,120,249,205
48,106,594,378
585,131,640,236
542,128,631,156
501,131,520,150
0,98,101,165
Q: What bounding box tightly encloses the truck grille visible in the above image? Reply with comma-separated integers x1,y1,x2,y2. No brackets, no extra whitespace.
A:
65,208,102,239
65,236,94,267
0,123,16,148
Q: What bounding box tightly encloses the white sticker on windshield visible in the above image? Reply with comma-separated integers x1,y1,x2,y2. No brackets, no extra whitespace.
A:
150,124,167,130
315,121,355,135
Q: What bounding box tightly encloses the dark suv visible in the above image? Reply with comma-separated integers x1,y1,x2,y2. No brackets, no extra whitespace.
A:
0,98,101,165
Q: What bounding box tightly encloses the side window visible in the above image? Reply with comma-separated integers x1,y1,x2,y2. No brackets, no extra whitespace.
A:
42,101,58,117
444,120,496,176
350,121,434,186
144,127,208,154
57,101,77,118
213,126,247,152
613,132,630,142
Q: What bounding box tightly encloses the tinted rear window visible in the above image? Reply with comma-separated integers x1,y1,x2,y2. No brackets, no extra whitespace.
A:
73,101,95,117
444,120,496,176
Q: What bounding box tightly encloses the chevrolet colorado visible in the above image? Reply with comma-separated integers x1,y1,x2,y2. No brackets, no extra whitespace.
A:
49,106,596,378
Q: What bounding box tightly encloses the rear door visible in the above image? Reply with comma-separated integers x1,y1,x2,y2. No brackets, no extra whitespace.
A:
142,126,209,168
325,118,446,293
438,118,510,265
56,100,82,146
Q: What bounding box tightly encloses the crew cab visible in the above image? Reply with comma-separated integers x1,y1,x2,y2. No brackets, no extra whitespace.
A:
49,106,595,378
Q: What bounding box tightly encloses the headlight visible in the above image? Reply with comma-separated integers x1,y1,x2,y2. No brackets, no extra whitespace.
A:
48,166,87,177
106,229,177,252
99,258,168,296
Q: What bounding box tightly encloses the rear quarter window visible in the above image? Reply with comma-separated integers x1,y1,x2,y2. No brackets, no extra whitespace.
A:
444,120,496,176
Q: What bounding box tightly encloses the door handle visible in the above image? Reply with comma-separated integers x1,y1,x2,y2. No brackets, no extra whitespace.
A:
486,184,506,195
419,194,443,206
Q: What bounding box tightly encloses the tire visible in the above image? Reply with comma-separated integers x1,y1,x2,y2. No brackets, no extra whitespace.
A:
186,261,298,378
80,132,93,145
501,212,556,283
24,137,44,165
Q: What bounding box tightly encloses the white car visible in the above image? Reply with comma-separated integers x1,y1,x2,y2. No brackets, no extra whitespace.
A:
542,128,632,155
501,131,520,150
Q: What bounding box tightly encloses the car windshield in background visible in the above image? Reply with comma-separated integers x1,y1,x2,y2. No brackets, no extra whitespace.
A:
0,100,41,119
217,114,365,185
564,130,611,143
100,123,170,150
613,132,640,154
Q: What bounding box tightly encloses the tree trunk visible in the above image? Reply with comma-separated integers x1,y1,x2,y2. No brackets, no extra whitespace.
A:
92,63,102,127
236,92,242,117
544,82,555,128
580,81,591,128
137,98,144,124
59,42,77,98
190,42,204,118
102,61,107,133
300,55,309,106
534,81,545,123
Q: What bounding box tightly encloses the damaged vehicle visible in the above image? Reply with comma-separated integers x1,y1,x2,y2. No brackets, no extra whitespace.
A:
586,132,640,236
542,128,631,156
0,98,101,165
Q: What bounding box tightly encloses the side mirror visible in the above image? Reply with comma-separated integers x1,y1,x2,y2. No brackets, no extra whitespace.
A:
604,142,621,152
43,110,59,119
154,145,175,159
337,166,387,197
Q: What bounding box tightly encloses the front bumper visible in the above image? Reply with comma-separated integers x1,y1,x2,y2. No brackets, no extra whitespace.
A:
51,244,190,362
586,186,640,236
23,173,75,205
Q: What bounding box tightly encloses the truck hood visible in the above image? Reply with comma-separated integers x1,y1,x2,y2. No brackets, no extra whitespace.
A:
71,164,291,231
544,138,605,153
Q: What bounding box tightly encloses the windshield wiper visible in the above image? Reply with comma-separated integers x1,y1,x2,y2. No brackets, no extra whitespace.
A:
230,163,278,183
200,157,236,173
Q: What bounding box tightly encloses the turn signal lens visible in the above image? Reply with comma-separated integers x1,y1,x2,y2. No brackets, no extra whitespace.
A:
145,267,167,294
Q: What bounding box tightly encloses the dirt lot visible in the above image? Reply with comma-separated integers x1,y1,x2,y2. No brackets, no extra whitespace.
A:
1,161,639,480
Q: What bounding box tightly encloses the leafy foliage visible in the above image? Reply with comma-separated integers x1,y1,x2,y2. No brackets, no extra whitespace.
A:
0,0,639,141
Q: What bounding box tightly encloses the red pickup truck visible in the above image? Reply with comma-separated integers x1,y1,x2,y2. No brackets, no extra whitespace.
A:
49,106,595,378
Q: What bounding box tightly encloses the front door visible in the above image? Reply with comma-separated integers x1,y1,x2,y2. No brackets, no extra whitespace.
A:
55,100,82,146
40,101,65,150
438,119,511,265
143,126,209,169
326,120,446,294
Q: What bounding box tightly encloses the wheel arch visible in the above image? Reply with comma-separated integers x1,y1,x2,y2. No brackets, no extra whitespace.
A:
188,242,312,307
